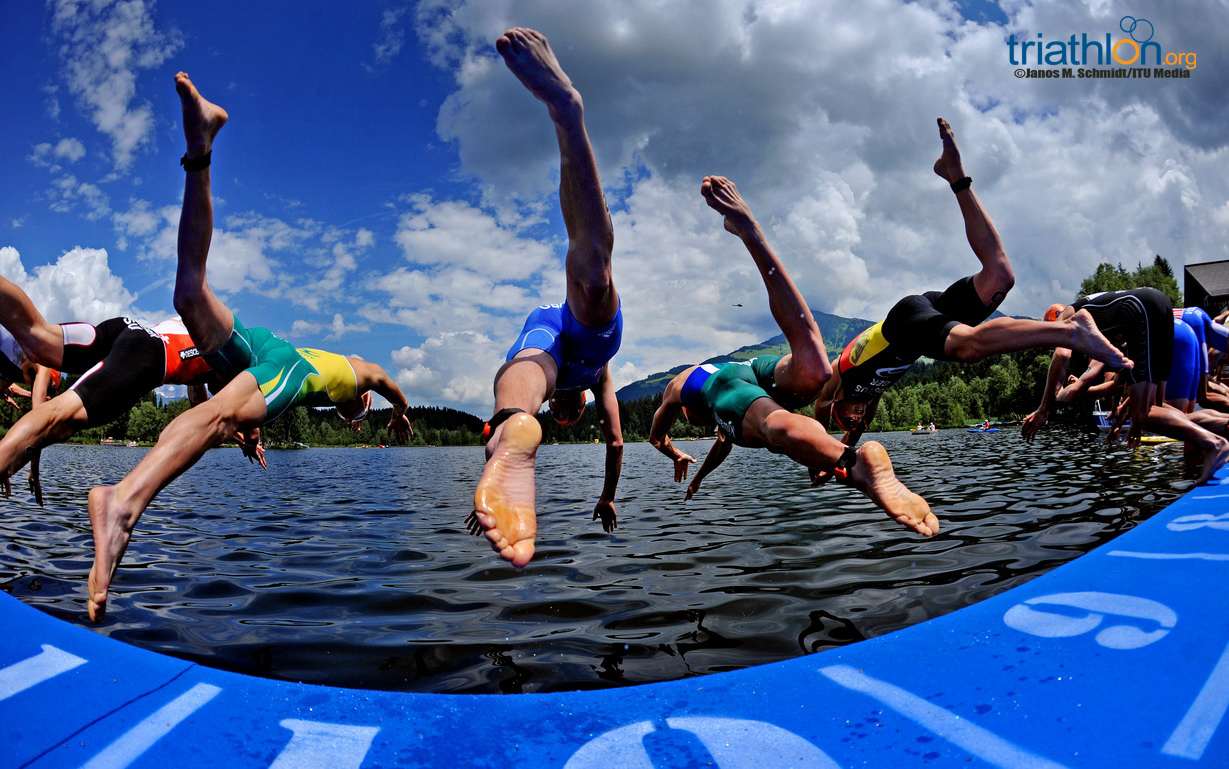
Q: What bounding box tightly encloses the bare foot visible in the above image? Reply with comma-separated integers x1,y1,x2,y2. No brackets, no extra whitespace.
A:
1199,438,1229,484
848,441,939,536
470,413,540,567
86,485,136,622
495,27,581,118
932,117,966,184
174,71,228,158
1070,309,1133,370
701,176,757,237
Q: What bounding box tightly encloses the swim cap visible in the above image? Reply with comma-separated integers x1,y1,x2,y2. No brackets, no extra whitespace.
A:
1044,303,1065,322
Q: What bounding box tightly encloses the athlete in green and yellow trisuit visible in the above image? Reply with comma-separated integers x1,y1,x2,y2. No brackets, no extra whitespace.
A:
82,73,412,621
650,176,938,538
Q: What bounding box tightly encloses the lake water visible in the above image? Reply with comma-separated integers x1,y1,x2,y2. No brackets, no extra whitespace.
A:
0,428,1189,693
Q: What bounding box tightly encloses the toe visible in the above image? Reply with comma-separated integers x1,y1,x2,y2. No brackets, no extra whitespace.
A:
509,540,536,568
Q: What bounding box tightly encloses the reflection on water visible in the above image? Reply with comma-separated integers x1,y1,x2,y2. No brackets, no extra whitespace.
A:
0,428,1188,693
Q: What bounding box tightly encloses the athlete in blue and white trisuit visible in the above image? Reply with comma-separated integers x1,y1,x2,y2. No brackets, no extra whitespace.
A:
470,28,624,568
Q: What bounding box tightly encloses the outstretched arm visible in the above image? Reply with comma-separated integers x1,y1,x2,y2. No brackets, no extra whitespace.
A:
1056,360,1105,403
686,432,732,500
1022,348,1071,441
592,367,623,532
649,373,696,481
351,359,412,442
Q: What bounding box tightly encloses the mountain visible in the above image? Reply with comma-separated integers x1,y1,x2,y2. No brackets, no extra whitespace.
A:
617,310,874,402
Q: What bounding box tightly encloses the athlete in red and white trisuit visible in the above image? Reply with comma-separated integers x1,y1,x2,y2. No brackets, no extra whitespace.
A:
0,315,237,501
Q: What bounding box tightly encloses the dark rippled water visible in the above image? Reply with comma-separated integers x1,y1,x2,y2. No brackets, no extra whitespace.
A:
0,427,1189,693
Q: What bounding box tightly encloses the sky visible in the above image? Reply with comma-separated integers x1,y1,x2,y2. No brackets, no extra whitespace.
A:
2,0,1227,415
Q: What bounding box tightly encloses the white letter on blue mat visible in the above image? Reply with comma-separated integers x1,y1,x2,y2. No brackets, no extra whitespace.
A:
0,644,86,702
1164,641,1229,760
820,665,1068,769
81,683,222,769
271,720,380,769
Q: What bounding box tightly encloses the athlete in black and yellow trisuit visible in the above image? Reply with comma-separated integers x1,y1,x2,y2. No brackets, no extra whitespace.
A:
81,72,413,621
811,118,1132,460
650,175,939,538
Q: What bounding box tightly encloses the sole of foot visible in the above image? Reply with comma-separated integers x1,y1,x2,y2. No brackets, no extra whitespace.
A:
86,485,125,623
854,441,940,537
472,413,541,567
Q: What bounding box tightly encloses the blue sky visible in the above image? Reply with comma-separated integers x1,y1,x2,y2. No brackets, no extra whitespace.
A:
2,1,1226,414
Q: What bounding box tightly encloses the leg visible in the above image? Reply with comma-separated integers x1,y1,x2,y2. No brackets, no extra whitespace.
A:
701,176,829,396
944,312,1131,368
1137,401,1229,483
0,277,63,368
741,400,938,536
471,350,556,567
496,28,617,326
85,374,267,621
0,391,88,490
172,72,232,353
932,117,1013,308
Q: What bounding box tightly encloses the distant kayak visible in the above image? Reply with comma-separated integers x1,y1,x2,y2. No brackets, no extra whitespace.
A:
967,427,1001,433
910,429,937,435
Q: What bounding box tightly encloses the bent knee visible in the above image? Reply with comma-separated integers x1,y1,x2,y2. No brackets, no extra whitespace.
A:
944,327,981,362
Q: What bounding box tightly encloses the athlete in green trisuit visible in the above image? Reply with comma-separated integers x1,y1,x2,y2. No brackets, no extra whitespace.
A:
82,72,413,621
650,176,939,537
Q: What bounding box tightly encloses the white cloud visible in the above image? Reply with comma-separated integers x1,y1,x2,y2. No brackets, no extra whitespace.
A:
30,137,86,170
47,174,111,220
394,194,556,280
367,6,411,69
391,330,506,412
0,245,135,322
291,313,372,341
48,0,183,171
402,0,1229,410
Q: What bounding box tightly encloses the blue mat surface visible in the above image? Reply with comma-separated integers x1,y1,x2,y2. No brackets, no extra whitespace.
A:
4,472,1229,768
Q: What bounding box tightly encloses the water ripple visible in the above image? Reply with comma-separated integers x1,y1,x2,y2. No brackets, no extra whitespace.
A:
0,429,1186,693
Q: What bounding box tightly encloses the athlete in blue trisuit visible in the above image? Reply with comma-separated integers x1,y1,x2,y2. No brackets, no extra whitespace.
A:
470,28,624,568
1172,306,1229,411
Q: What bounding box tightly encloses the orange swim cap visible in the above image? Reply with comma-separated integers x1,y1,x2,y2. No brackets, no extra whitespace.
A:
1043,303,1065,322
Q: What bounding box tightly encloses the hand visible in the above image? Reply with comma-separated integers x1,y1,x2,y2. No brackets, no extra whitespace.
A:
810,466,835,486
1021,409,1048,442
685,476,702,500
3,394,20,410
673,452,695,482
387,410,413,443
235,429,267,469
1066,374,1079,386
593,498,617,532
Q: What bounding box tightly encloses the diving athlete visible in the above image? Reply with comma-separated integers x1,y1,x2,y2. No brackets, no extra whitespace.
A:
470,28,625,567
650,176,938,537
811,119,1131,457
0,316,217,501
81,72,413,621
1024,288,1229,482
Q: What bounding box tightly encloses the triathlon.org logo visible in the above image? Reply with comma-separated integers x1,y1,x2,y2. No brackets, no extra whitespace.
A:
1007,15,1197,77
